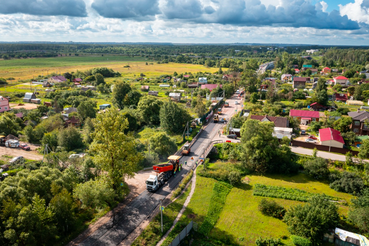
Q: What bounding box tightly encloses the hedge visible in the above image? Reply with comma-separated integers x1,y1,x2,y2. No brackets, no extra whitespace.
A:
253,184,339,202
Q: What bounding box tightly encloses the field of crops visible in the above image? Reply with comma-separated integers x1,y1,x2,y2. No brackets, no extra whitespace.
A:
0,55,217,82
253,184,339,202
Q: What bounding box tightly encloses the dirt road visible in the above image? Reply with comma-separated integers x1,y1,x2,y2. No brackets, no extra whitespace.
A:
0,146,43,161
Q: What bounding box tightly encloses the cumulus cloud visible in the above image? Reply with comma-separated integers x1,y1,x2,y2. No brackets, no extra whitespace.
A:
91,0,160,19
0,0,87,17
160,0,204,19
90,0,359,30
199,0,359,30
339,0,369,24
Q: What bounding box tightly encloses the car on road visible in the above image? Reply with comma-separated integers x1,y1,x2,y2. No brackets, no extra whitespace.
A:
19,144,31,151
9,156,24,164
301,130,306,135
227,134,237,139
305,138,316,143
235,101,240,105
308,135,317,140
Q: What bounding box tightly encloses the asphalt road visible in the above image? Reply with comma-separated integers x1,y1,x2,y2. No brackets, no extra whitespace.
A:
78,120,223,246
77,95,242,246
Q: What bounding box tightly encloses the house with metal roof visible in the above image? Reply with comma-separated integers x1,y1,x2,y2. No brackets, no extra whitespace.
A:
319,128,344,148
48,76,67,84
289,109,320,125
23,93,37,103
201,84,222,92
169,93,181,101
348,110,369,135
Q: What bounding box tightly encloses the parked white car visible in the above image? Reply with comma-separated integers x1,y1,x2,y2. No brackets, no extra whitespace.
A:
305,138,316,143
9,156,24,164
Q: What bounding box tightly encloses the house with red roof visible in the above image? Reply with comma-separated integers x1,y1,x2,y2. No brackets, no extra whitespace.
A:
319,128,344,148
334,93,348,102
289,109,320,125
0,96,10,113
321,67,331,75
294,69,300,74
73,78,82,82
201,84,222,91
333,76,350,87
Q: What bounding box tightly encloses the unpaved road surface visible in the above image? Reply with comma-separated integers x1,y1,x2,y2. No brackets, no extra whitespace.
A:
0,145,43,161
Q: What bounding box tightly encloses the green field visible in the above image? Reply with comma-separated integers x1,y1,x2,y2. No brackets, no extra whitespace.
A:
167,168,353,245
0,55,217,82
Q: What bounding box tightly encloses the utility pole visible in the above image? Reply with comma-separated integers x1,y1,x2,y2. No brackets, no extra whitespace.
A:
160,199,164,233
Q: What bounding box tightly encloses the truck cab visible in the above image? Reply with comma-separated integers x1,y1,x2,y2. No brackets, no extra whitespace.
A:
182,144,191,155
146,175,161,192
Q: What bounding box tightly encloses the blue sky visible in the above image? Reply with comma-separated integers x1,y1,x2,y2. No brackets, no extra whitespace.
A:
0,0,369,45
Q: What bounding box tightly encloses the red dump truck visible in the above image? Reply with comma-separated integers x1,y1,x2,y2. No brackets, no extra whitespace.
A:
146,155,181,192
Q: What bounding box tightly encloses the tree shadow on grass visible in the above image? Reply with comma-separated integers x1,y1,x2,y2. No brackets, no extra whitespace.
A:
260,173,313,184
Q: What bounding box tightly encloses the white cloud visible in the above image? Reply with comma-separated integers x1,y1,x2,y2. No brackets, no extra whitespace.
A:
339,0,369,24
320,1,328,12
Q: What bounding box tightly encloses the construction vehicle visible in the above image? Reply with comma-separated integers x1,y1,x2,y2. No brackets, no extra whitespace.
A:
146,155,181,192
214,114,219,123
182,143,191,155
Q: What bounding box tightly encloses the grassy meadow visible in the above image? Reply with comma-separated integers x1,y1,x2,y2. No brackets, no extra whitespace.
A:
164,167,353,246
0,55,217,82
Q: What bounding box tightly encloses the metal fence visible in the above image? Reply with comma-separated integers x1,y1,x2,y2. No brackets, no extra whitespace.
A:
167,221,193,246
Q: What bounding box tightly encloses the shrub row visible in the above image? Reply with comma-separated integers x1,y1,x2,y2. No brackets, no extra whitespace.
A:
253,184,338,202
172,170,193,199
255,237,283,246
198,182,232,235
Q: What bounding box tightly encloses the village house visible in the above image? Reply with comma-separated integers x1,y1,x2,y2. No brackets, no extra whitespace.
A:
310,68,318,75
48,76,67,84
99,104,111,110
65,116,81,127
309,102,327,111
148,91,158,96
141,85,150,91
289,109,320,125
306,49,319,54
293,77,310,89
169,93,181,102
0,96,10,113
81,85,96,91
23,92,37,103
319,128,345,148
73,78,83,83
201,84,222,92
187,83,199,89
281,74,292,82
348,110,369,135
321,67,331,75
294,68,300,74
198,77,208,84
43,81,52,87
334,93,348,102
250,115,289,127
333,76,350,87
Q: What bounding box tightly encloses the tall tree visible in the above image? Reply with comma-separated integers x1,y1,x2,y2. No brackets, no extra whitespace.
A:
284,195,339,245
77,100,97,120
194,94,206,117
159,100,191,134
137,95,163,125
89,107,142,196
112,81,132,109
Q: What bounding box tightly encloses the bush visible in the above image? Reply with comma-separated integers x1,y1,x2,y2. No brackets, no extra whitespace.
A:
172,170,193,199
255,237,283,246
303,157,329,180
330,172,365,195
198,162,245,185
258,199,286,219
290,235,312,246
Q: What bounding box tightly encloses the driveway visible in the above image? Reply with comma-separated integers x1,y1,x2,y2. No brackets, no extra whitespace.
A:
0,146,43,161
